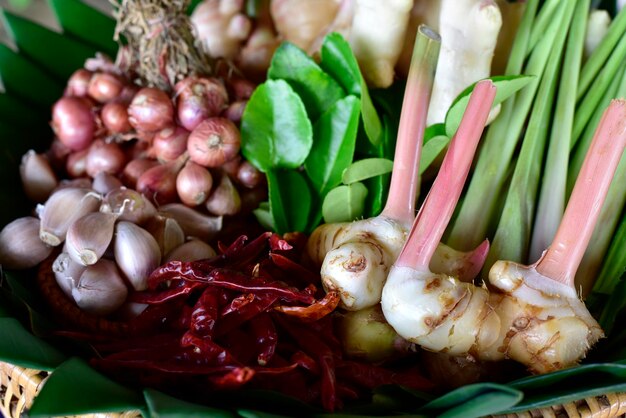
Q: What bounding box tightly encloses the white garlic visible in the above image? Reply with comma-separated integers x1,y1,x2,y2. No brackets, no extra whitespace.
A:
72,259,128,316
145,215,185,256
0,217,52,269
102,188,157,225
165,239,217,262
114,221,161,291
92,172,123,195
159,203,223,241
52,251,86,298
39,188,101,246
65,211,117,266
20,150,58,203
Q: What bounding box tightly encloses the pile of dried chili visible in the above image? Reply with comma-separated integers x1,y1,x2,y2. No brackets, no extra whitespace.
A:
70,232,433,411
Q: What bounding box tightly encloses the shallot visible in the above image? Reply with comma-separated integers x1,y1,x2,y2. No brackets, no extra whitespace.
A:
128,87,175,132
188,117,241,167
52,96,96,151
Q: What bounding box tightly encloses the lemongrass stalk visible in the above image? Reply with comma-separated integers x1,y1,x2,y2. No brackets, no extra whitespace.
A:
568,62,626,193
485,0,576,271
447,0,563,251
536,100,626,286
381,25,440,228
594,213,626,295
575,152,626,296
572,33,626,146
396,80,496,269
526,0,560,57
577,6,626,100
529,0,588,262
584,9,611,59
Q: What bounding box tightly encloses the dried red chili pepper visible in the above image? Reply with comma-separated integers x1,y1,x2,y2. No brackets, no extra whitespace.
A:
189,287,222,337
250,313,277,366
274,290,340,321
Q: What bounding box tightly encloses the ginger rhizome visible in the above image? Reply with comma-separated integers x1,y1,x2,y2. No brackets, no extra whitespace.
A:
382,98,626,373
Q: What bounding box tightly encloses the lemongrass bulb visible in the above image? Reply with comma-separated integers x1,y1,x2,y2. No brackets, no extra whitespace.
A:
52,251,86,298
20,150,58,202
92,172,123,195
0,217,53,269
114,221,161,291
176,161,213,206
145,215,185,256
72,259,128,316
102,188,157,225
39,188,102,246
66,211,117,266
165,239,217,262
159,203,223,241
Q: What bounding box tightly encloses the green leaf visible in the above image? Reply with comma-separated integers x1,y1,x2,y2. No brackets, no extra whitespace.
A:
268,42,345,119
0,93,48,128
305,95,360,195
0,317,66,370
29,357,144,417
144,388,235,418
420,383,523,418
423,123,446,142
419,135,449,175
1,10,98,81
594,215,626,294
444,75,535,138
252,206,275,231
342,158,393,184
241,80,313,172
267,169,312,234
0,44,64,108
322,182,368,223
238,411,290,418
364,172,390,218
48,0,118,57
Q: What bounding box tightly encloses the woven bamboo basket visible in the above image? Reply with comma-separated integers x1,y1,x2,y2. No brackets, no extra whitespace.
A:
0,360,625,418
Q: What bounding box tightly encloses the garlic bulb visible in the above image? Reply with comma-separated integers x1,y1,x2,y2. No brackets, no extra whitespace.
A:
65,211,117,266
114,221,161,291
165,239,217,262
102,188,157,225
52,251,86,298
159,203,223,241
20,150,58,202
39,188,101,246
0,217,53,269
72,259,128,316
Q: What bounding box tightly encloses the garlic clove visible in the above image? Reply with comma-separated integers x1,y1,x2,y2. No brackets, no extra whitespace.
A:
20,150,58,203
0,217,53,269
205,173,241,215
159,203,223,241
52,251,86,298
53,177,93,192
92,172,123,195
114,221,161,291
39,188,102,246
145,215,185,256
66,211,117,266
72,259,128,316
165,239,217,262
102,187,157,225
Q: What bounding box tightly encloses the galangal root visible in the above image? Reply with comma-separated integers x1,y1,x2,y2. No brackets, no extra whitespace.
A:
382,96,626,373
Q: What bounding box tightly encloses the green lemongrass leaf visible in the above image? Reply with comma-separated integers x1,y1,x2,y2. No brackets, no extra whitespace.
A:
0,317,66,371
447,0,563,251
444,75,534,138
322,182,368,223
599,278,626,335
304,95,361,196
29,357,144,417
504,363,626,413
486,0,575,268
592,214,626,294
568,62,626,192
268,42,345,119
364,173,391,218
252,206,275,231
578,6,626,99
48,0,117,57
319,32,383,146
241,80,313,172
342,158,393,184
1,10,98,81
572,32,626,145
529,0,588,263
267,169,311,234
0,93,47,128
420,383,522,417
419,135,449,175
0,44,63,108
144,389,235,418
526,0,560,56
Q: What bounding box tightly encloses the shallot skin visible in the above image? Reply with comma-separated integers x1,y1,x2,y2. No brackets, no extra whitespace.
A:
52,96,96,151
128,87,175,132
187,117,241,167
